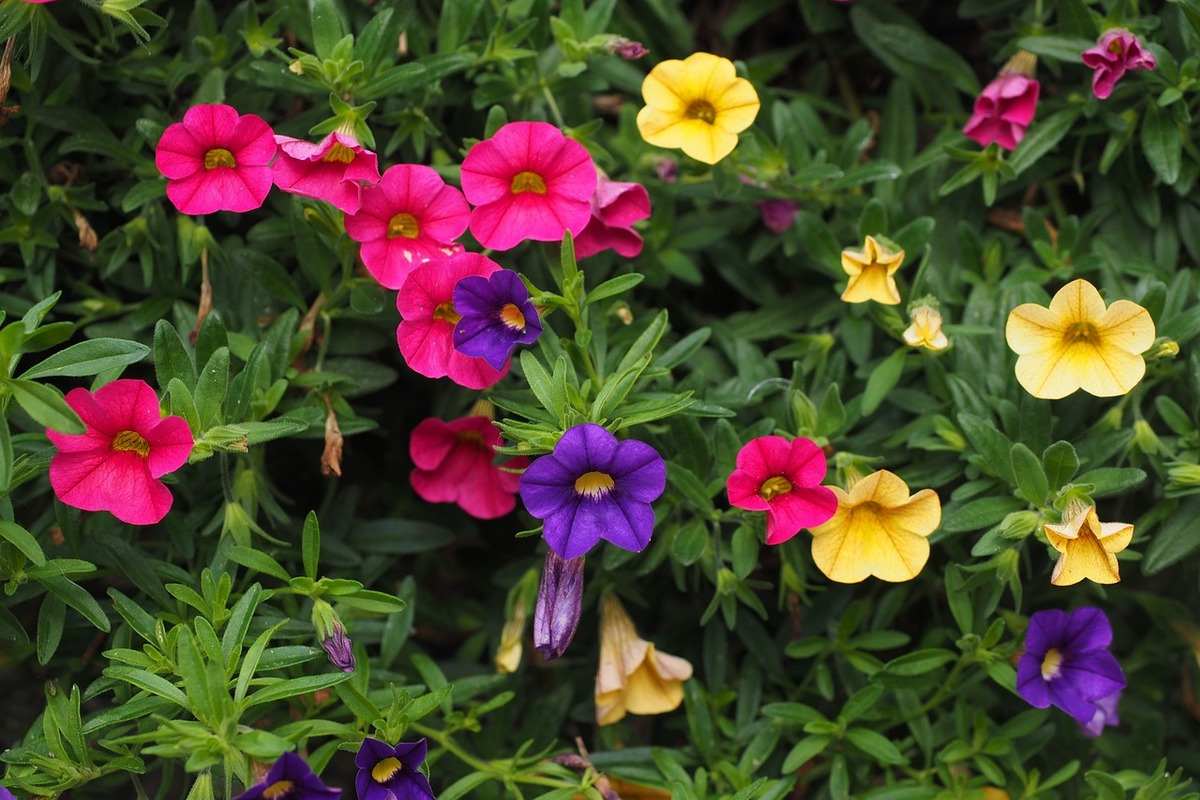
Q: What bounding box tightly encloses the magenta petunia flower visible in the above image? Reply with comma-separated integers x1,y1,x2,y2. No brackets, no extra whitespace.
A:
519,423,666,559
1082,29,1157,100
271,131,381,214
345,164,471,290
534,550,584,660
759,199,798,234
963,74,1040,151
234,752,341,800
460,121,597,251
155,104,276,215
726,436,837,545
452,269,542,370
396,252,509,389
47,379,194,526
355,738,434,800
574,176,652,259
1017,607,1126,728
409,414,526,519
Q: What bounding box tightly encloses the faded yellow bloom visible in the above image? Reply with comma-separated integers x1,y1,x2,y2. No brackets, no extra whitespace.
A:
1043,503,1132,586
1005,279,1155,399
636,52,760,165
495,600,527,674
903,306,949,351
809,470,941,583
841,236,904,305
595,593,693,725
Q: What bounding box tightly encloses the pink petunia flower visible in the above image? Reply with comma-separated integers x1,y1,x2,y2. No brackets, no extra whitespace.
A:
396,251,509,389
575,176,651,259
726,436,837,545
409,415,527,519
460,121,597,251
1082,30,1157,100
271,131,381,214
344,164,471,290
155,104,276,215
759,199,798,234
963,73,1040,151
47,380,194,526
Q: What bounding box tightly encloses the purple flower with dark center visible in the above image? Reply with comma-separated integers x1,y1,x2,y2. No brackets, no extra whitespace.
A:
519,423,666,559
355,738,434,800
452,269,541,370
1016,607,1126,728
321,623,356,673
234,752,341,800
758,200,798,234
534,550,584,660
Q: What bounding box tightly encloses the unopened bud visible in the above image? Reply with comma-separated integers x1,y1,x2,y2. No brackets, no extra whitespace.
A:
288,60,304,75
1132,419,1162,455
606,37,648,60
654,157,678,184
1149,337,1180,360
534,551,584,660
998,510,1040,540
320,623,356,672
1168,462,1200,486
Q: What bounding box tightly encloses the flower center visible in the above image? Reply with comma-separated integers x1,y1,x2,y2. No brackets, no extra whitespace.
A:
203,148,236,169
111,430,150,457
457,430,485,446
510,171,547,194
758,475,793,501
575,471,615,499
262,781,294,800
499,303,526,331
1108,38,1124,55
323,142,356,163
1064,321,1099,344
434,302,461,324
686,101,717,123
387,213,420,239
372,757,403,783
1041,647,1063,681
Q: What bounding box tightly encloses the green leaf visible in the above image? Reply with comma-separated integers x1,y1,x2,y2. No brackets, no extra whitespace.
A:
1015,35,1093,62
846,727,908,765
1142,104,1182,185
1144,496,1200,574
39,575,110,632
227,546,291,583
241,672,352,709
0,520,46,565
104,666,188,707
36,595,65,665
1074,467,1146,497
861,349,906,415
942,496,1025,533
194,347,229,429
1010,442,1049,505
308,0,346,59
19,338,149,379
883,648,955,676
781,735,831,772
221,583,262,667
1009,110,1078,176
586,273,644,305
1041,441,1079,489
235,621,286,703
6,379,84,433
302,511,320,580
153,320,197,391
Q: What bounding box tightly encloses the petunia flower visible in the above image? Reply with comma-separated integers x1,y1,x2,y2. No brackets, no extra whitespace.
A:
452,269,542,370
1082,30,1157,100
155,103,277,215
963,52,1040,151
1043,503,1133,586
903,305,949,351
841,235,904,305
808,470,941,583
574,176,652,259
1082,688,1121,737
271,131,381,214
726,436,837,545
345,164,471,290
47,379,193,526
637,52,760,165
758,199,797,234
459,121,597,251
1005,278,1155,399
595,593,693,726
534,550,585,660
396,252,509,389
519,423,666,559
354,738,434,800
234,752,341,800
1016,607,1126,727
408,414,525,519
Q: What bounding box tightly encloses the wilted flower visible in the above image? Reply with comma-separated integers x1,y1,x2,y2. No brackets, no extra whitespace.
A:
608,37,649,60
234,752,340,800
1005,279,1154,399
1043,503,1133,586
47,379,194,525
809,470,941,583
534,550,585,660
155,104,276,215
409,414,525,519
840,235,904,305
460,121,597,251
725,436,837,545
452,269,542,370
1082,688,1122,736
595,593,693,725
575,176,652,259
496,596,528,674
1082,30,1156,100
758,199,797,234
963,52,1039,151
354,738,434,800
637,52,760,165
271,131,381,214
1017,607,1126,727
903,305,949,351
519,423,666,559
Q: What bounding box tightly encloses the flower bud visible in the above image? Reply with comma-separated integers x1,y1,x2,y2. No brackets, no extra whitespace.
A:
758,199,798,234
1132,419,1162,455
534,551,584,660
311,599,355,672
606,37,649,60
1148,337,1180,360
1168,462,1200,486
654,157,678,184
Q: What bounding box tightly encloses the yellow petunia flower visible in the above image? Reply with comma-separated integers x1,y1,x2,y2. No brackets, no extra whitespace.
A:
809,470,941,583
1043,503,1133,586
841,235,904,305
903,306,949,351
595,593,693,726
636,52,760,165
1005,278,1155,399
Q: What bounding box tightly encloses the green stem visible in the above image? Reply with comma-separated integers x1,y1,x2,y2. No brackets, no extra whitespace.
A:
411,724,577,790
541,84,566,128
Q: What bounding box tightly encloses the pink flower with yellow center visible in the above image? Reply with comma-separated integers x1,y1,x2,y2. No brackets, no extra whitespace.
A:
409,414,527,520
1082,29,1157,100
726,436,837,545
271,131,381,214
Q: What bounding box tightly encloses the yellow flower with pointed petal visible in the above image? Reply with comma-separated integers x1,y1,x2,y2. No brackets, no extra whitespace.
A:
1005,278,1155,399
495,599,527,674
636,52,760,165
809,470,941,583
903,305,949,351
595,593,693,725
841,236,904,305
1043,503,1132,586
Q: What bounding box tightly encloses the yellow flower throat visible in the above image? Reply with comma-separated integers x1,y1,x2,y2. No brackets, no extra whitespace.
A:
575,471,615,499
203,148,236,169
686,101,717,123
511,171,547,194
499,303,526,331
1041,648,1063,680
262,781,294,799
1064,321,1099,345
111,430,150,457
372,757,403,782
758,476,792,501
387,213,420,239
323,142,356,163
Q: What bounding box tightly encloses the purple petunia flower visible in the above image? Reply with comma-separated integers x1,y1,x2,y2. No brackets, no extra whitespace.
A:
355,738,434,800
452,269,542,370
534,550,584,660
519,423,666,559
234,752,341,800
1016,607,1126,729
0,786,14,800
